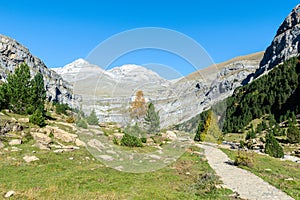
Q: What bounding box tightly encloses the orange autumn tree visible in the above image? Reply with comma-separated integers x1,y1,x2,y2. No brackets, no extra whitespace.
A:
130,90,147,125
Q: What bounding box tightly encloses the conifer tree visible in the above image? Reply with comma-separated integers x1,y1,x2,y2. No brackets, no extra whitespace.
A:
144,102,160,134
6,63,31,114
86,109,99,125
29,72,46,114
265,133,284,158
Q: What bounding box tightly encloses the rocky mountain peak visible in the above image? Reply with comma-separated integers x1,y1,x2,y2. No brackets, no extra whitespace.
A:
276,4,300,36
258,4,300,74
0,34,78,107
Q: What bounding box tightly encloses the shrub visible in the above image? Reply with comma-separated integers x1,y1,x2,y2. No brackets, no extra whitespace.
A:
234,150,254,167
76,119,88,129
265,133,284,158
29,109,46,127
120,133,143,147
141,137,147,143
66,117,75,123
287,126,300,144
192,173,219,195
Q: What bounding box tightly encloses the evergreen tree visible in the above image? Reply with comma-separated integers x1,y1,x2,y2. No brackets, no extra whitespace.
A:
6,63,31,114
287,125,300,144
28,72,46,114
265,133,284,158
29,109,46,127
144,102,160,134
86,109,99,125
0,83,9,110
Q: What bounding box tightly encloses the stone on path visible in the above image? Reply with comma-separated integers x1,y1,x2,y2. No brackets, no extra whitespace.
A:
196,143,294,200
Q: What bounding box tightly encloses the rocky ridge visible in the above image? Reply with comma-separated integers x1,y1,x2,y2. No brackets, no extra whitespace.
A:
257,4,300,75
0,34,78,107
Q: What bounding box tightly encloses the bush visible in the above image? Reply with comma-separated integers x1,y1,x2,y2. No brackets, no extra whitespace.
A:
265,133,284,158
120,133,143,147
234,150,254,167
287,126,300,144
76,119,88,129
29,109,46,127
66,117,75,123
141,137,147,143
192,173,219,195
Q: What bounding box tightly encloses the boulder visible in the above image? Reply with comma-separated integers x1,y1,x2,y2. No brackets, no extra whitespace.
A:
4,190,15,198
8,139,22,146
31,132,52,144
52,127,77,143
163,131,177,141
75,139,86,147
23,155,39,163
18,118,29,123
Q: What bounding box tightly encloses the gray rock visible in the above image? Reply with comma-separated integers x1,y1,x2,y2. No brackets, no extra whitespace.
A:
4,190,15,198
257,4,300,75
0,141,4,149
8,139,22,146
23,155,39,163
0,34,79,108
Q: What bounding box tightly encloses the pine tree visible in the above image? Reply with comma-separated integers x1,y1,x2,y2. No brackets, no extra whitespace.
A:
28,72,46,114
144,102,160,134
0,83,9,110
265,133,284,158
86,109,99,125
6,63,31,114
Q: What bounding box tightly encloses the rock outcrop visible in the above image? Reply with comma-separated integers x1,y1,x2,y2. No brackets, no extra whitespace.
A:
257,4,300,75
0,34,78,107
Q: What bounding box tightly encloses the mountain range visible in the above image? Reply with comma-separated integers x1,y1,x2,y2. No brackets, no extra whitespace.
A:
1,4,300,128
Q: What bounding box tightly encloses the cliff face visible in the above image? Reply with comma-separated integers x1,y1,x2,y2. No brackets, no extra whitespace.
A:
0,34,78,107
258,4,300,74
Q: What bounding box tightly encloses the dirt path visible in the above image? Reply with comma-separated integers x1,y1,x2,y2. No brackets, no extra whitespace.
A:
195,143,294,200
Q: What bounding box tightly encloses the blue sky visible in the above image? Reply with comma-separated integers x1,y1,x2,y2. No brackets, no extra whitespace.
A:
0,0,299,78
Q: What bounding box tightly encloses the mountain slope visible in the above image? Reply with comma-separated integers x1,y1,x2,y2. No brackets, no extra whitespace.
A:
256,4,300,76
0,34,77,107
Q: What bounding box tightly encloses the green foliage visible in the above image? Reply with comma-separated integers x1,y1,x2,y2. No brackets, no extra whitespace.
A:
245,128,256,140
234,150,254,167
192,173,220,195
124,124,145,138
120,133,143,147
55,103,71,115
0,82,9,110
76,119,88,129
287,126,300,144
0,64,47,122
29,109,46,127
86,109,99,125
5,63,31,114
223,57,300,133
265,133,284,158
28,72,46,114
144,102,160,134
194,110,210,141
